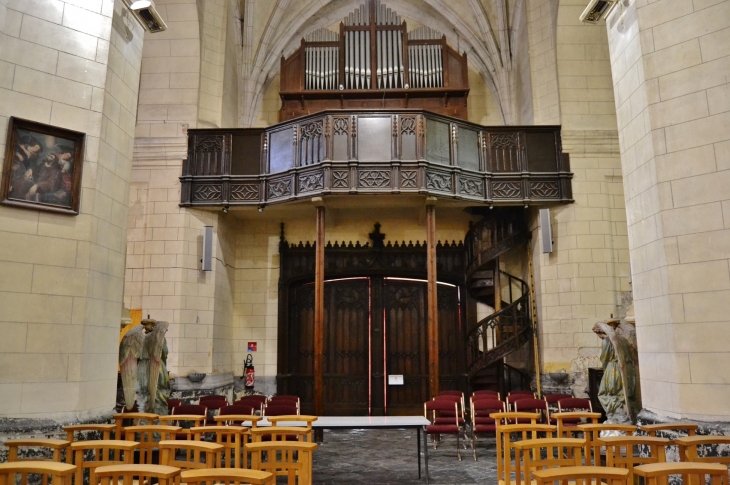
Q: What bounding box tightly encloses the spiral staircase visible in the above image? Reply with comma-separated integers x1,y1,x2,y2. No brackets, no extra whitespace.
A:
465,209,533,393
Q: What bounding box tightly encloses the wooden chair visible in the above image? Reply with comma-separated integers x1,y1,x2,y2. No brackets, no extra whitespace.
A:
159,440,222,471
533,466,629,485
190,426,247,468
0,461,75,485
424,399,463,461
5,439,70,463
495,424,555,485
159,413,206,440
249,427,311,444
180,468,275,485
551,411,600,437
93,463,180,485
247,442,318,485
69,440,137,485
124,425,181,464
63,424,116,444
675,435,730,466
512,438,585,485
642,423,699,461
214,414,262,428
634,462,727,485
112,412,158,441
491,411,541,425
599,435,669,484
470,397,504,460
576,423,636,466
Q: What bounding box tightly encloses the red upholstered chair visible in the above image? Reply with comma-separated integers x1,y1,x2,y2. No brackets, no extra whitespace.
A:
470,397,505,460
544,393,572,405
424,399,463,460
507,391,536,410
218,405,256,425
235,396,267,415
199,396,228,424
432,395,465,427
166,399,182,413
472,390,501,400
513,397,550,424
199,395,228,404
264,403,299,416
439,390,464,398
268,396,300,413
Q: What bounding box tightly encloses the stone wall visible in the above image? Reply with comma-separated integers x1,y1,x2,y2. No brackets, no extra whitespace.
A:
607,0,730,421
0,0,142,419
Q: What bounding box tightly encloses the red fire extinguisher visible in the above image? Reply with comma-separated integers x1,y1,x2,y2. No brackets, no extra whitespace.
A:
244,354,255,389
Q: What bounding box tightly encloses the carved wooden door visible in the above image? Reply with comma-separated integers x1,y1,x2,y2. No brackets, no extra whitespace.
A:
381,279,429,415
283,277,462,416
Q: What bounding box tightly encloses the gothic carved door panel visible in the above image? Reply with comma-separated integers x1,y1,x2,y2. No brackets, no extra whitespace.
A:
382,279,429,415
282,276,462,416
322,278,370,415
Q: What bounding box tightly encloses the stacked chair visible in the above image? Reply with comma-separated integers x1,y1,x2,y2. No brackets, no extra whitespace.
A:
489,397,729,485
1,393,314,485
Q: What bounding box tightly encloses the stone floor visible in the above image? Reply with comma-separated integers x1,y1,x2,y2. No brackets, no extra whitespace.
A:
312,428,499,484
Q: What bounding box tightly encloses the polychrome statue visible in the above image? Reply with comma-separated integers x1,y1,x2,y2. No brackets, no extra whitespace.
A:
119,318,170,414
592,318,641,424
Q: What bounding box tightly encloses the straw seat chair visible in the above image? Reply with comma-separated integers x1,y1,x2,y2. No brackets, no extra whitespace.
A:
674,435,730,466
63,424,116,444
512,437,586,485
0,461,75,485
634,462,727,485
69,440,137,485
576,423,636,466
599,435,670,484
495,424,556,485
123,425,181,464
181,468,275,485
93,464,180,485
113,412,158,441
551,412,600,438
5,439,70,464
190,426,247,468
247,442,318,485
533,466,629,485
159,440,222,471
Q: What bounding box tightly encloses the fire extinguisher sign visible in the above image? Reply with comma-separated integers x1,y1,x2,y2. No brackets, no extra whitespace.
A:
247,342,257,352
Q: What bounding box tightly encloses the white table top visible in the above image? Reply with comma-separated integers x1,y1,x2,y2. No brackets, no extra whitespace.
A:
237,416,429,428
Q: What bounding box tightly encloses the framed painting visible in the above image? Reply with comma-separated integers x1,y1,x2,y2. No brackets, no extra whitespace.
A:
1,117,86,215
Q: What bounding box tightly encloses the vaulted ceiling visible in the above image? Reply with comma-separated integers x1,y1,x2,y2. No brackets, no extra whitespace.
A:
238,0,527,126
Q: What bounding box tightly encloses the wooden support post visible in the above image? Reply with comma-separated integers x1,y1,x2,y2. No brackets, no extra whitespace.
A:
426,197,439,398
314,198,325,416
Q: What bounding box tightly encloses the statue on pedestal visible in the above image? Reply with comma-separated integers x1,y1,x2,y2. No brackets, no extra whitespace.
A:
592,317,641,424
119,318,171,414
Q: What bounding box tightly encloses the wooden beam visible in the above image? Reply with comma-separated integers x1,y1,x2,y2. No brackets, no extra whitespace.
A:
426,198,439,397
314,199,325,416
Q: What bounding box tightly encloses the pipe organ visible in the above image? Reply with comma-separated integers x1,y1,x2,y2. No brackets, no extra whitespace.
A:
280,0,468,121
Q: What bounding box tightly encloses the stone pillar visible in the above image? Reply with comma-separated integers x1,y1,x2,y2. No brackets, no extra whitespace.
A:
607,0,730,421
0,0,143,422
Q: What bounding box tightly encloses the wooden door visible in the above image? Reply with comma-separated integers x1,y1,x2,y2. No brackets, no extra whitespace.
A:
281,276,463,416
381,279,429,415
322,278,370,415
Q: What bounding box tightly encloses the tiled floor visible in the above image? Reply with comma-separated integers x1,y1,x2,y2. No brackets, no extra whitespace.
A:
313,428,499,484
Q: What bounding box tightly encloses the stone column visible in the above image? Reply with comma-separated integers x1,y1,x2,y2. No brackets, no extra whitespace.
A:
607,0,730,421
0,0,142,423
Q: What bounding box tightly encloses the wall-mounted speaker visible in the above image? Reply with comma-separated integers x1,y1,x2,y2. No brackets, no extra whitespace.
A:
540,208,553,253
201,226,213,271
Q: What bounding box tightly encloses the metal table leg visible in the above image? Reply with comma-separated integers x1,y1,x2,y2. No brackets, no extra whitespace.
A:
417,426,421,479
423,426,429,483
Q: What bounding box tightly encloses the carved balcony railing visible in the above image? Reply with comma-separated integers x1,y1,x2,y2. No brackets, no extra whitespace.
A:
180,109,573,208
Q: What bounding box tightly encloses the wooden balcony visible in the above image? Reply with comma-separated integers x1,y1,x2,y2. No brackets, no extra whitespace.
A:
179,109,573,208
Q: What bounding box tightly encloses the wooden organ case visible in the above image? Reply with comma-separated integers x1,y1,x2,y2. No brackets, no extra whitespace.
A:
279,0,469,121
